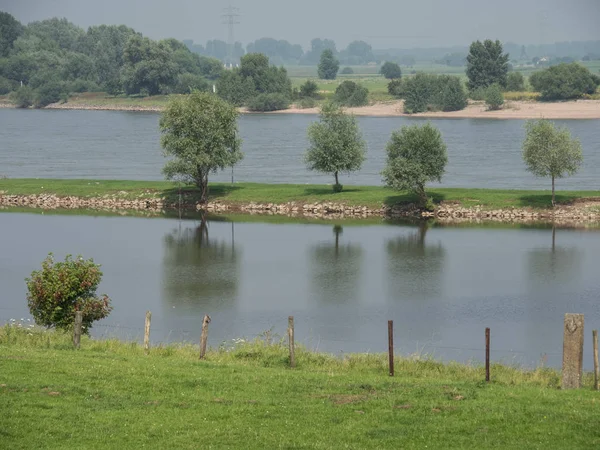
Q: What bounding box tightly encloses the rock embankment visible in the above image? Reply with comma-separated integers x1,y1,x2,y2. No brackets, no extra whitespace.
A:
1,193,599,223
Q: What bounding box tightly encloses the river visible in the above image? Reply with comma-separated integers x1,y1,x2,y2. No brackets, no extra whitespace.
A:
1,210,599,369
1,109,599,189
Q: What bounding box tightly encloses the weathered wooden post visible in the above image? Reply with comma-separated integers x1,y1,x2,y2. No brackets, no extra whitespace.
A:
593,330,599,391
388,320,394,377
73,311,83,349
562,313,584,389
485,327,490,382
199,314,211,359
144,311,152,354
288,316,295,368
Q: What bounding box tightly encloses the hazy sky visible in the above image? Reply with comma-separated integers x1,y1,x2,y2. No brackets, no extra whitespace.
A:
2,0,599,49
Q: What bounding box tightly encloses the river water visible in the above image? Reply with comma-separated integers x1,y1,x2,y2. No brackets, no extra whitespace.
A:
1,109,600,189
1,210,599,369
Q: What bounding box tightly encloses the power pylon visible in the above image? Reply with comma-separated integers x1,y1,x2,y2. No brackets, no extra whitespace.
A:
222,4,240,68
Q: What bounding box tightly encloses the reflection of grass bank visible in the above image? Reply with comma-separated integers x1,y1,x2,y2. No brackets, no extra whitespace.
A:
1,325,598,449
2,178,600,211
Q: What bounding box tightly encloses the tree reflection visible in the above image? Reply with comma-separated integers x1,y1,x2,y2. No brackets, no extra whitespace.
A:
310,225,363,304
386,221,446,300
162,215,239,311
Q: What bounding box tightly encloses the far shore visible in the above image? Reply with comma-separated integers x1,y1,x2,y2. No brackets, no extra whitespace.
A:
2,97,600,119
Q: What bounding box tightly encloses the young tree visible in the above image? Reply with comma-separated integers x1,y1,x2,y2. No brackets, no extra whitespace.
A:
333,80,369,107
380,61,402,79
484,83,504,110
160,91,243,202
318,49,339,80
299,79,319,98
305,102,366,192
522,120,583,207
466,39,509,91
382,123,448,207
506,71,525,91
26,254,112,333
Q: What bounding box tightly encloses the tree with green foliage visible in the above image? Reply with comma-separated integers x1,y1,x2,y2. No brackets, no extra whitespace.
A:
403,73,466,113
247,93,290,111
382,123,448,207
159,91,243,202
439,76,468,111
387,79,404,98
34,80,68,107
318,49,339,80
340,67,354,75
380,61,402,79
9,85,34,108
26,253,112,333
305,102,366,192
0,12,24,57
333,80,368,107
466,40,509,91
172,73,209,94
506,71,525,91
522,120,583,207
485,84,504,110
299,79,319,99
529,63,600,100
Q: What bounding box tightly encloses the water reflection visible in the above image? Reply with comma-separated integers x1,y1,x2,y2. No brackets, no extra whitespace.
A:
162,216,240,312
309,225,363,304
386,222,446,300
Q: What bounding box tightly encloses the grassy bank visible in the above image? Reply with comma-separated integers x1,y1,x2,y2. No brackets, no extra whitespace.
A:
2,178,600,211
1,325,599,449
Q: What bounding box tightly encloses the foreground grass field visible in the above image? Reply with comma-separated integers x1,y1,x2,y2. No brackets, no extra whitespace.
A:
2,178,600,211
1,326,599,449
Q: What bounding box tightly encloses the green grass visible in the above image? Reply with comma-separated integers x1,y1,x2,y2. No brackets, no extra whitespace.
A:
2,178,600,211
1,325,599,449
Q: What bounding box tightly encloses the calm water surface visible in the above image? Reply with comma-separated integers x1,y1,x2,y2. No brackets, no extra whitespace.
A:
1,109,599,189
1,211,599,369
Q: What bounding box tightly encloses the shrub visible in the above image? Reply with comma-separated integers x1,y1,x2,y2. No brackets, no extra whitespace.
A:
387,79,404,98
318,49,339,80
403,73,467,113
247,93,290,112
340,67,354,75
333,80,369,107
485,84,504,110
0,76,15,94
25,254,112,333
299,79,319,99
68,79,101,93
529,63,600,100
469,87,487,101
506,72,525,92
9,85,34,108
438,76,468,111
173,73,210,94
380,61,402,79
298,97,317,109
34,80,68,107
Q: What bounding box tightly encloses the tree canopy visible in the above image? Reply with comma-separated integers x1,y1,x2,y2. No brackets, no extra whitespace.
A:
466,40,510,91
529,63,600,100
318,49,339,80
380,62,402,79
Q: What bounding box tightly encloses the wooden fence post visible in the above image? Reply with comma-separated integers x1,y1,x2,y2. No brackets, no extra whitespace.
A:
388,320,394,377
288,316,295,368
73,311,83,349
199,315,211,359
485,327,490,382
562,313,584,389
144,311,152,354
593,330,599,391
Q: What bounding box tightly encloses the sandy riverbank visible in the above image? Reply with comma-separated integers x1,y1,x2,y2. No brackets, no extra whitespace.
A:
0,98,595,119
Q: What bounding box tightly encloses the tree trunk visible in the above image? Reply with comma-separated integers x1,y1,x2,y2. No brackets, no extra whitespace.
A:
417,186,428,208
334,171,339,186
551,175,555,207
198,172,209,203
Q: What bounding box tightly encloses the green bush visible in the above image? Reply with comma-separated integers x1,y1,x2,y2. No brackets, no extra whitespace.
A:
439,76,468,111
529,63,600,100
468,86,487,101
299,80,319,99
333,80,369,107
380,61,402,79
247,93,290,112
298,97,317,109
506,72,525,92
403,73,467,113
0,76,16,94
34,81,68,107
25,253,112,333
9,85,34,108
173,73,210,94
340,67,354,75
68,79,101,93
387,79,404,98
485,84,504,110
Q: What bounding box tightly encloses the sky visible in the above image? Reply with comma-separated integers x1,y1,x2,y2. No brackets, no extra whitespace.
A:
1,0,600,50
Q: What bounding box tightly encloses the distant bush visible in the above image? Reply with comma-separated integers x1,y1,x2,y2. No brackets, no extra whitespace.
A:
0,76,15,95
68,79,101,93
298,97,317,109
340,67,354,75
333,80,369,107
34,81,68,107
380,61,402,79
247,93,290,112
469,86,487,101
173,73,210,94
529,63,600,100
9,85,34,108
485,84,504,110
387,79,404,98
505,72,525,92
403,73,467,113
299,80,319,99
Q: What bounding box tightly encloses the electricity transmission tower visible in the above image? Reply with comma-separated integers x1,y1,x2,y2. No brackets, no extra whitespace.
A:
222,4,240,68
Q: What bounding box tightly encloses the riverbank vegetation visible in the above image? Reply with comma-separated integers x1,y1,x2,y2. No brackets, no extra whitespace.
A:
1,325,599,449
2,179,600,211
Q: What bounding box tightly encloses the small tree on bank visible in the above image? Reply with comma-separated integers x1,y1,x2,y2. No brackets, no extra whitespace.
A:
160,91,243,202
382,123,448,208
466,39,509,91
305,102,366,192
522,120,583,207
485,83,504,110
380,61,402,79
26,253,112,333
318,49,339,80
